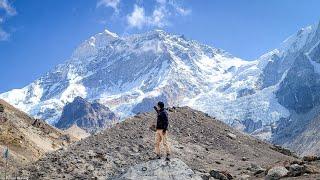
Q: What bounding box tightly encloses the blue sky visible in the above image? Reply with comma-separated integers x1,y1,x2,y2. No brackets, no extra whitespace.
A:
0,0,320,93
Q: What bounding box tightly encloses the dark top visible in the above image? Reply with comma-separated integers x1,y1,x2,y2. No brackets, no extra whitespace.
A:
156,108,169,130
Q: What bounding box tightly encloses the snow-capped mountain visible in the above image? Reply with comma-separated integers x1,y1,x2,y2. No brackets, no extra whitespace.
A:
0,29,249,123
1,21,320,143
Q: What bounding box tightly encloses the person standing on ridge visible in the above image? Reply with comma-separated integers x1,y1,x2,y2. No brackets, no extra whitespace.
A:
153,101,171,161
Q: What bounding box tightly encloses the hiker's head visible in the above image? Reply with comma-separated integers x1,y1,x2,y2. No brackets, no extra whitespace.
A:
157,101,165,109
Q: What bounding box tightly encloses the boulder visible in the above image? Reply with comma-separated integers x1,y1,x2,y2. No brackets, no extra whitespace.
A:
288,164,305,177
119,158,202,180
265,166,288,180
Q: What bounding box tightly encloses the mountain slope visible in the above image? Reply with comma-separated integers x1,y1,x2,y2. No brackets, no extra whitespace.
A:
286,112,320,156
55,96,118,134
14,107,301,179
272,106,320,156
0,99,75,174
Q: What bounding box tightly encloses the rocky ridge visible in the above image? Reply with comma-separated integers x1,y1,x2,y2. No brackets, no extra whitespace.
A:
13,107,320,179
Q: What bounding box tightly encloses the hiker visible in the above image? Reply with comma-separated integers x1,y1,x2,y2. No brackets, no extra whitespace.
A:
153,101,171,161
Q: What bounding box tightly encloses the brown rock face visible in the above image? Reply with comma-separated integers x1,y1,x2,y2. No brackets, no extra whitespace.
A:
0,99,76,175
55,96,118,134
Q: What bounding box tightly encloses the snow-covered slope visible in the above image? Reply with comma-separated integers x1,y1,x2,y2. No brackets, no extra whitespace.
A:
1,22,320,142
0,29,251,123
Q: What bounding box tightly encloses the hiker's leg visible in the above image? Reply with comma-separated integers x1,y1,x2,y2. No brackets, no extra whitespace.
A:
154,130,162,155
162,131,170,155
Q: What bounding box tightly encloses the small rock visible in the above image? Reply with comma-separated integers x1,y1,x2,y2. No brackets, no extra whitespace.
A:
201,174,210,180
239,174,250,180
88,150,96,157
227,133,237,140
86,164,94,171
241,157,248,161
131,146,139,153
209,170,232,180
249,163,265,175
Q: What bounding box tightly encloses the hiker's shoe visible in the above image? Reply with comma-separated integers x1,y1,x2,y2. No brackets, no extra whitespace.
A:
165,154,170,161
149,154,161,160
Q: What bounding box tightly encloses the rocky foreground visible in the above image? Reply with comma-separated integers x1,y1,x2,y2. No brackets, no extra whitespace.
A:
12,107,320,179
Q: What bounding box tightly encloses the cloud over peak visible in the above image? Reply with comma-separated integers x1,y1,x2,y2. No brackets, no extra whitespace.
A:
126,0,191,29
97,0,120,13
98,0,191,30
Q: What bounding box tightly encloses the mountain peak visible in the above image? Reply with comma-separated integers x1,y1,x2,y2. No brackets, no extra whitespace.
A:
72,96,87,104
151,29,166,34
55,97,118,134
103,29,119,38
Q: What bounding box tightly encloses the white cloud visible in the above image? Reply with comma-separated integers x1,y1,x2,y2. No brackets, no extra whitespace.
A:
0,0,16,41
175,6,191,16
126,0,190,29
97,0,190,29
0,27,9,40
127,5,146,29
97,0,120,13
127,4,169,29
0,0,16,16
152,6,167,27
168,0,191,16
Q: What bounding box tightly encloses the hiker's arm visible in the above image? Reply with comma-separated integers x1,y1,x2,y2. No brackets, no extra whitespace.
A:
153,106,159,113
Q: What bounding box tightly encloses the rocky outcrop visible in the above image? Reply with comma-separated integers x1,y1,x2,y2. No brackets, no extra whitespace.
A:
276,54,320,114
55,96,118,134
64,124,90,140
